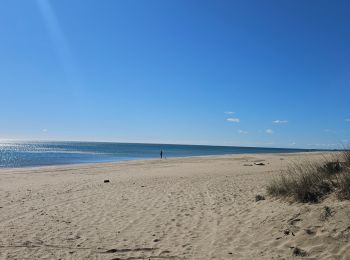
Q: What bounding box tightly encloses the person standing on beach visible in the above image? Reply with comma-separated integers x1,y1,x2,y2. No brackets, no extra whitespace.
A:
160,150,163,159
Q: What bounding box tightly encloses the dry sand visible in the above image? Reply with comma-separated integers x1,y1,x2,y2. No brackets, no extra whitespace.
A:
0,152,350,260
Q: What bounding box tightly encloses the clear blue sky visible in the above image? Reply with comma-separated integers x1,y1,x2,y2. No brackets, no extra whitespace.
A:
1,0,349,148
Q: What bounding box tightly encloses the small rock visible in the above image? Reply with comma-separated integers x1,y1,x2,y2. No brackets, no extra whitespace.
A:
254,162,265,166
292,247,307,257
104,180,110,183
305,229,314,235
153,239,160,242
105,249,118,253
255,195,265,201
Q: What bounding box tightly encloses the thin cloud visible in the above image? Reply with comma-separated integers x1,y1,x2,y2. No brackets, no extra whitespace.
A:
226,118,240,123
273,120,288,124
238,129,248,134
265,129,274,134
42,129,48,132
224,111,235,115
345,118,350,122
324,129,336,133
307,143,337,147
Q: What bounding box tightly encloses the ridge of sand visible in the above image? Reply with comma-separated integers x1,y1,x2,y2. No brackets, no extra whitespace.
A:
0,152,349,259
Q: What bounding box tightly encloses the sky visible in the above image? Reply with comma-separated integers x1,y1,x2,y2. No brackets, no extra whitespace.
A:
0,0,349,148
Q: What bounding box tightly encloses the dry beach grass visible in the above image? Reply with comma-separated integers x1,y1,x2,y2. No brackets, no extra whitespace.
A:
0,152,350,259
267,150,350,202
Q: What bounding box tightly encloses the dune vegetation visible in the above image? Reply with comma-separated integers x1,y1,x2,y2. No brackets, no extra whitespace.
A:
267,149,350,203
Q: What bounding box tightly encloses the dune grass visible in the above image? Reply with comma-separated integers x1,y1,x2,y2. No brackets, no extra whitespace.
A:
267,150,350,203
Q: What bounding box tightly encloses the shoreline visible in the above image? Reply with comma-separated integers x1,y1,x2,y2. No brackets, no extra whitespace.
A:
0,141,322,170
0,151,330,172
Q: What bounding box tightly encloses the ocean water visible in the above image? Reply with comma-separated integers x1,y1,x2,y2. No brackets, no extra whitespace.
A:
0,141,313,168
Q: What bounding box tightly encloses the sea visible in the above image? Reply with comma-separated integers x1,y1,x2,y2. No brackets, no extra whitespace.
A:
0,141,314,168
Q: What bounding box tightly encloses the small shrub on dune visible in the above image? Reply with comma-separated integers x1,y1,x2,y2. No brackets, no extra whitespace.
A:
267,176,290,197
336,172,350,200
319,206,332,221
267,162,332,203
322,161,342,175
342,148,350,167
267,149,350,203
330,148,350,200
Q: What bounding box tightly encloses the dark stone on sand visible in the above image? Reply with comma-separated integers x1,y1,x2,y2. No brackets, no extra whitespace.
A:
106,249,118,253
153,239,160,242
305,229,314,235
292,247,307,257
104,180,110,183
254,162,265,166
255,195,265,201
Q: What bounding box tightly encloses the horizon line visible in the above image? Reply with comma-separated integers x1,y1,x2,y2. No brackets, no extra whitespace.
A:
0,138,326,151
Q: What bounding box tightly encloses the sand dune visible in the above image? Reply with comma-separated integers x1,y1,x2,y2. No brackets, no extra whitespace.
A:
0,153,349,259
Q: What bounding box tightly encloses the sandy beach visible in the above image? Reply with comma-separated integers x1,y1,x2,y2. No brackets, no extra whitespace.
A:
1,152,350,260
